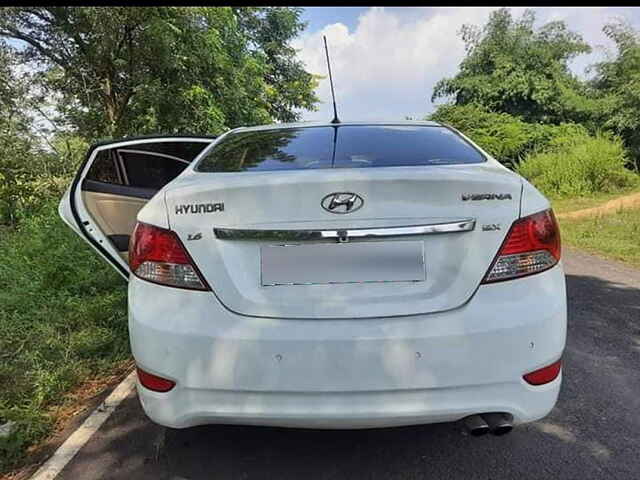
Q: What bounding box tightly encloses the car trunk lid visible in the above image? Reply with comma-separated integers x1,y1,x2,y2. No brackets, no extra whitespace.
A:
165,164,522,319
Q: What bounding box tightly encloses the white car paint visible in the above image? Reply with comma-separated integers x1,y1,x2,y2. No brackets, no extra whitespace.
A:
60,122,567,429
130,263,565,429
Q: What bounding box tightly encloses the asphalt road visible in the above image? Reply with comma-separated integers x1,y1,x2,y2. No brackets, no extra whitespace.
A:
57,248,640,480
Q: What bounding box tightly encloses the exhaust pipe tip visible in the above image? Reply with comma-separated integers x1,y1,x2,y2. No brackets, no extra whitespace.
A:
470,426,490,437
491,424,513,436
463,415,490,437
481,413,514,436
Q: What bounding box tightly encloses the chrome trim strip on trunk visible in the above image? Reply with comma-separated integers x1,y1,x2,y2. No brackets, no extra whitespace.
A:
214,219,475,241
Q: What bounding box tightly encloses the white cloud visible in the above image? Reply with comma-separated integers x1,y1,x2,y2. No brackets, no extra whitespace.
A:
293,7,493,121
293,7,640,122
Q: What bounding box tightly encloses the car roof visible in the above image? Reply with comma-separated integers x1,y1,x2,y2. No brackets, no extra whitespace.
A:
89,134,218,149
233,120,442,133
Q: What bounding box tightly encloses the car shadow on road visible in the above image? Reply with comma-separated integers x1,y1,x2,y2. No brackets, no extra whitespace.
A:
59,273,640,480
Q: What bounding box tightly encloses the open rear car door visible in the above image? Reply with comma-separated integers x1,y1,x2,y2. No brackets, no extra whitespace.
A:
59,136,215,279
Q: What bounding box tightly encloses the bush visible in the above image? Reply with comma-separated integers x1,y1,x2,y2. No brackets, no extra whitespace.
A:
516,131,639,197
0,202,128,472
0,134,87,226
429,104,588,167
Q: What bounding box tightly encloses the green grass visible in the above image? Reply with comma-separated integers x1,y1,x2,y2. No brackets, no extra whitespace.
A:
559,205,640,268
550,185,640,215
0,202,129,473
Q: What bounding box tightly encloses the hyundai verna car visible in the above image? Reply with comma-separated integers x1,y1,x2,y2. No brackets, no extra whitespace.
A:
59,121,566,436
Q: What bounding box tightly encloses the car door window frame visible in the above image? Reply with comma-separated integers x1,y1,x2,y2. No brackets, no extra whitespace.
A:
68,137,214,279
116,149,191,188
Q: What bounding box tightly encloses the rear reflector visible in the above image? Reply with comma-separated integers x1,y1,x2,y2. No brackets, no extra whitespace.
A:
136,366,176,392
523,359,562,385
483,209,561,283
129,222,209,290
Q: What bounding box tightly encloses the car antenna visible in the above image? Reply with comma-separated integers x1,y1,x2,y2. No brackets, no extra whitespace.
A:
323,35,340,124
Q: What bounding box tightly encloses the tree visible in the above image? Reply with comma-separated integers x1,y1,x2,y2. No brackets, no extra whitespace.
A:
0,43,41,224
432,8,592,124
0,7,319,139
234,7,320,123
589,20,640,163
0,41,95,225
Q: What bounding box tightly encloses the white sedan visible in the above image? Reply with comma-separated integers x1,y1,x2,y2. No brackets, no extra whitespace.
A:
60,121,566,436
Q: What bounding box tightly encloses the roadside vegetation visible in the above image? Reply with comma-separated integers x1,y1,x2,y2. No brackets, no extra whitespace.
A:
1,6,640,475
0,202,129,471
516,132,638,198
560,206,640,268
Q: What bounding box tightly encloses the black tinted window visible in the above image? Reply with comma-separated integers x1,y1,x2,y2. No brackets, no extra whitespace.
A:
120,152,188,190
196,125,484,173
86,150,120,184
333,126,485,167
197,128,334,172
126,141,212,161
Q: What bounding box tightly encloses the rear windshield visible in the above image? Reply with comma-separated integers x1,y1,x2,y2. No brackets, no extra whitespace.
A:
195,125,485,172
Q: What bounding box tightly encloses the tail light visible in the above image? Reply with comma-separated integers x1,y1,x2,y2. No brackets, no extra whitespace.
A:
136,366,176,392
129,222,209,290
482,209,561,283
523,359,562,385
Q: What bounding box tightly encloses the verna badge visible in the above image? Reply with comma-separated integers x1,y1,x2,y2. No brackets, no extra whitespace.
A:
321,193,364,214
461,193,512,201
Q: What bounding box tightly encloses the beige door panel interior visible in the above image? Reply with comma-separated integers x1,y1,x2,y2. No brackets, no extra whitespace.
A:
81,191,147,238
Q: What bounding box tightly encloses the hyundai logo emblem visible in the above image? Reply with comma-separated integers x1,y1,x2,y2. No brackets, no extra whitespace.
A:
321,192,364,214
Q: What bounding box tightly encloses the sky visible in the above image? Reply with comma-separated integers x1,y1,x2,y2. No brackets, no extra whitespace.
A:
295,7,640,122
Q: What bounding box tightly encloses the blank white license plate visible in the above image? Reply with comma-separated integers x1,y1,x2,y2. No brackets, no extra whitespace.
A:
260,241,425,286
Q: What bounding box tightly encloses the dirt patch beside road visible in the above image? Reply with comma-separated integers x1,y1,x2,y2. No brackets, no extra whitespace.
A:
556,191,640,220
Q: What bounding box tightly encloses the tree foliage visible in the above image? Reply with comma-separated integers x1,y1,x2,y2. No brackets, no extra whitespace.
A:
432,8,592,124
234,7,320,123
0,7,319,139
0,44,41,224
588,19,640,161
429,103,587,166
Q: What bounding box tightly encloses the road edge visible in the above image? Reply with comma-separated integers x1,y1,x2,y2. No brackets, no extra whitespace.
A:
28,372,137,480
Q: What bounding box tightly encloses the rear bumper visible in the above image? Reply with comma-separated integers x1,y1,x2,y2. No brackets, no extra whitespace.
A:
136,376,561,430
129,264,566,429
